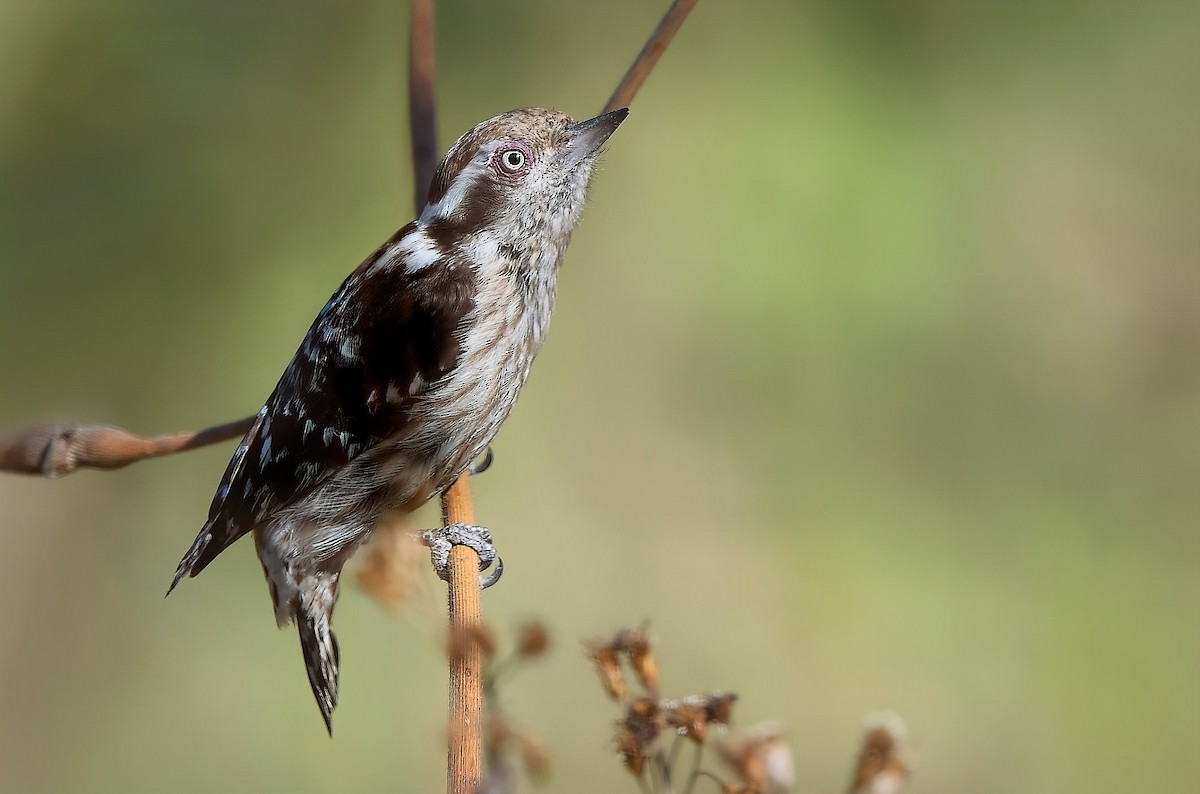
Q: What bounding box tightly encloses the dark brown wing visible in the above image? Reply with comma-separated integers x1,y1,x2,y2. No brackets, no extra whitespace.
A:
169,225,475,590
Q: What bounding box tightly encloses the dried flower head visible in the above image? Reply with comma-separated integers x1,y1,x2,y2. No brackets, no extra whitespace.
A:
355,515,428,608
661,697,712,744
615,696,662,778
515,620,550,659
717,721,794,794
584,638,626,702
515,729,552,783
482,711,552,786
612,626,659,692
704,691,738,726
447,623,497,665
760,732,795,793
848,712,910,794
483,712,514,754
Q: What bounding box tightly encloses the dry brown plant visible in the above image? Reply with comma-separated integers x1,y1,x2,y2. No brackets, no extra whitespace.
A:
588,626,910,794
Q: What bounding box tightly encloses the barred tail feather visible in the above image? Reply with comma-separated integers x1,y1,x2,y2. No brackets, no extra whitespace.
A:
297,608,340,735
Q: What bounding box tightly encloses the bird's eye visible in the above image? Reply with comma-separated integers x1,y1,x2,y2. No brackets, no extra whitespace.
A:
498,147,527,174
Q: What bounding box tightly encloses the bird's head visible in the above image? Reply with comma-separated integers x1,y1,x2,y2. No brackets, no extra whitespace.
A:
420,107,628,254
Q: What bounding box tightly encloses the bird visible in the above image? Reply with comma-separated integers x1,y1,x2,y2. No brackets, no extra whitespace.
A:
167,106,628,733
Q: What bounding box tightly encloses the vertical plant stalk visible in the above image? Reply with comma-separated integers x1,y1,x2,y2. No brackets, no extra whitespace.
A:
442,476,484,794
407,2,484,792
415,0,701,789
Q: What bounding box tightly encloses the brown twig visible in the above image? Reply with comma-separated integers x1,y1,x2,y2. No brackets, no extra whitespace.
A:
0,417,253,477
408,0,438,209
442,476,484,794
604,0,699,114
431,0,697,786
405,1,485,792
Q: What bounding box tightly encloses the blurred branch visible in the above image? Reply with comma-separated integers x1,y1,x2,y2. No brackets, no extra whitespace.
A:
408,0,438,210
0,417,253,478
604,0,698,113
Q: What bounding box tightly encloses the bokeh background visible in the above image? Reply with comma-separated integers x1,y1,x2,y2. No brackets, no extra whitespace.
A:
1,2,1196,792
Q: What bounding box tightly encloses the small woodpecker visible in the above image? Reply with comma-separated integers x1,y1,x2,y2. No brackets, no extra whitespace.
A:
168,107,628,732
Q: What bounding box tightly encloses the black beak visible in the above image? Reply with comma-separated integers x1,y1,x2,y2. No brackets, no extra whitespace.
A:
562,108,629,170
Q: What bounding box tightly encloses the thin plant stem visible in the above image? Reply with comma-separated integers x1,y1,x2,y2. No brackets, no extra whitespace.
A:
404,3,485,791
682,742,707,794
665,733,686,776
689,769,727,793
604,0,699,113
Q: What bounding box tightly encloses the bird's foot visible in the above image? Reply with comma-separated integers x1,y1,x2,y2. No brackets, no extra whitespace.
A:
420,523,503,589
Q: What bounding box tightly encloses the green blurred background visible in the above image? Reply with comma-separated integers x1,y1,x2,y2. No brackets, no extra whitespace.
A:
0,2,1196,792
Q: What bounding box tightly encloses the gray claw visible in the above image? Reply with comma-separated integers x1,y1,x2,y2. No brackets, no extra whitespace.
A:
468,447,494,476
421,523,498,588
480,557,504,589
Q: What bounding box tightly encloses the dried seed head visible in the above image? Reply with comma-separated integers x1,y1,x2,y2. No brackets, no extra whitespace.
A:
704,691,738,726
612,626,658,693
483,712,514,754
610,626,651,656
611,627,647,652
615,725,646,778
584,638,626,701
717,722,794,794
447,623,497,664
848,712,910,794
615,697,662,778
515,730,552,783
661,698,710,744
718,737,766,790
486,713,552,785
630,646,659,693
515,620,550,659
760,733,795,792
355,515,428,608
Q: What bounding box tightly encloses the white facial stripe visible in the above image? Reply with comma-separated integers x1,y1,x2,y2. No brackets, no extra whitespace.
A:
419,142,503,222
395,229,441,271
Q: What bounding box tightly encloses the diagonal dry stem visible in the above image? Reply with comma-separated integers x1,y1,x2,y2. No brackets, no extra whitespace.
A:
604,0,698,114
0,417,253,477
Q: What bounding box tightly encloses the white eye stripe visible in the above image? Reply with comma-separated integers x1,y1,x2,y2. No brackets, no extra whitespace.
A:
420,140,530,222
420,154,492,221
